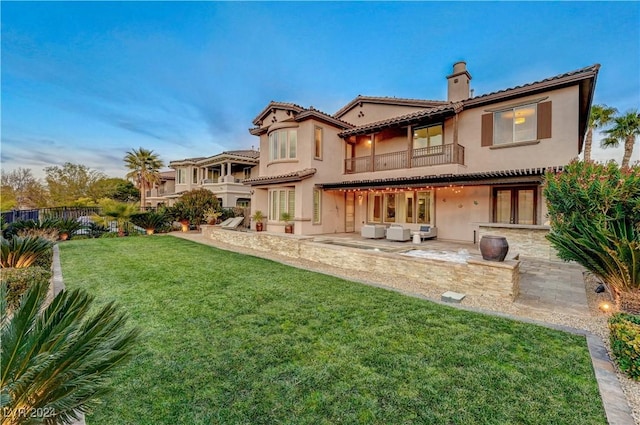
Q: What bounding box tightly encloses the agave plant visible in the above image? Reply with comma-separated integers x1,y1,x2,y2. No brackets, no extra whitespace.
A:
4,219,60,240
0,236,53,269
548,218,639,293
1,281,139,424
130,211,169,235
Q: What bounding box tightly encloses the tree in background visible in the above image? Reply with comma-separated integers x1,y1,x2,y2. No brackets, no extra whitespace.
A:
601,109,640,168
45,162,106,206
124,148,164,210
0,168,49,210
87,177,140,203
584,104,617,162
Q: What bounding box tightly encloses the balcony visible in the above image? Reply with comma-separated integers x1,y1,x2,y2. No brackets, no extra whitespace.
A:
344,144,465,174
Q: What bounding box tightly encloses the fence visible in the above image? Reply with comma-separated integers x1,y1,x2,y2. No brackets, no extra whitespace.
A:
1,207,102,225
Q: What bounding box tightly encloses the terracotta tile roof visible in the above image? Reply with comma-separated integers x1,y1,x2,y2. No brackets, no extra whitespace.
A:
338,102,461,137
334,95,448,118
221,150,261,159
463,64,600,107
252,101,306,126
318,167,563,190
244,168,317,186
159,170,176,179
168,157,207,166
294,107,354,129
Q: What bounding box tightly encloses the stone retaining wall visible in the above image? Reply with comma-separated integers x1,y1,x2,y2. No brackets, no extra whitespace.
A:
478,225,559,261
202,226,519,300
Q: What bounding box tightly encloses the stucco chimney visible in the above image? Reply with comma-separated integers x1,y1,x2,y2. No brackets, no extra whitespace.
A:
447,61,472,102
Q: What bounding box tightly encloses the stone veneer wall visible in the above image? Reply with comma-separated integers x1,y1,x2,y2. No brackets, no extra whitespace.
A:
202,226,520,300
477,225,559,261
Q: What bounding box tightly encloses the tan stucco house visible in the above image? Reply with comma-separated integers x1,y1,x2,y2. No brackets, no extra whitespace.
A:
159,150,259,208
246,62,599,244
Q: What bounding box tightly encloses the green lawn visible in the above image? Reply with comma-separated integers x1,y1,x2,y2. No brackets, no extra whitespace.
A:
59,236,606,425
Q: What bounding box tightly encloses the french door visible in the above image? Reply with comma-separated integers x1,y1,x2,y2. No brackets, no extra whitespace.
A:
493,186,537,225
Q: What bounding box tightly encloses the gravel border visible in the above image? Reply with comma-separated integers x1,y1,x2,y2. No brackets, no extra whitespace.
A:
171,232,640,425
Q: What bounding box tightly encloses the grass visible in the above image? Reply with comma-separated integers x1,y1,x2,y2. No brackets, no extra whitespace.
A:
59,236,607,425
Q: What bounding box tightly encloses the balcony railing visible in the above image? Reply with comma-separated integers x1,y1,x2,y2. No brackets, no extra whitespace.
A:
344,144,465,174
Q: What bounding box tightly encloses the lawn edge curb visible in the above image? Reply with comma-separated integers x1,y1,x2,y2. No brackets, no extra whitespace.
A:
52,244,87,425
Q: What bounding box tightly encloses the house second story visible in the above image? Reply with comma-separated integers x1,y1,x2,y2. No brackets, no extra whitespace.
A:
170,150,260,193
248,62,599,184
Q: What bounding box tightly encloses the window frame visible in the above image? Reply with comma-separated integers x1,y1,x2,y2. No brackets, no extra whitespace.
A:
314,126,323,160
313,189,322,224
192,168,198,184
492,185,538,225
177,168,186,184
413,123,444,150
493,103,538,145
268,188,296,221
268,129,298,161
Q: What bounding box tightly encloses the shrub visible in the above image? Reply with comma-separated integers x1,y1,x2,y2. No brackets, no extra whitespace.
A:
56,217,86,239
87,222,109,238
0,236,53,268
32,246,53,270
0,280,139,423
5,218,60,239
1,266,51,311
544,161,640,301
100,232,119,238
170,189,220,227
609,312,640,380
130,211,170,233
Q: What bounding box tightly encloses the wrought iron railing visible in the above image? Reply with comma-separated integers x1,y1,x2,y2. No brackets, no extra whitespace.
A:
344,144,464,174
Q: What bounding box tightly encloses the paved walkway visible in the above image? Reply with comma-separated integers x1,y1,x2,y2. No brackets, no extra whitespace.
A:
517,258,590,316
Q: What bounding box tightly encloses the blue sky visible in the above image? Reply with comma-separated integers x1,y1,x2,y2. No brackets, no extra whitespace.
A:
2,1,639,178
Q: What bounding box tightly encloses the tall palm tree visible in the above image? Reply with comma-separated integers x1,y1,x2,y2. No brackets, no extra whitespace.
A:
601,110,640,168
124,148,164,210
1,281,138,425
584,104,617,162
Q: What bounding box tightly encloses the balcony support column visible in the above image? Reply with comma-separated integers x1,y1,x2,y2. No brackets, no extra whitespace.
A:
407,125,413,169
370,133,376,172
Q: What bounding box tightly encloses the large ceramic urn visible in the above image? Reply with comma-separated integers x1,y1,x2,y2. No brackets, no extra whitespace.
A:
479,235,509,262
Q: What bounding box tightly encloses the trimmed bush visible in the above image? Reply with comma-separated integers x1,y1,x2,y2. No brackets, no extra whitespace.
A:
1,266,51,311
609,312,640,380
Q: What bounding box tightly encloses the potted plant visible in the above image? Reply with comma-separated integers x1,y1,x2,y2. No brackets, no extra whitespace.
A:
56,218,85,241
130,212,169,235
252,210,265,232
204,208,222,225
280,211,293,234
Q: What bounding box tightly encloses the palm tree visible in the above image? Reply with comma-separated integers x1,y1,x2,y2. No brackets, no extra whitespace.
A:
584,104,617,162
124,148,164,210
1,281,138,425
601,110,640,168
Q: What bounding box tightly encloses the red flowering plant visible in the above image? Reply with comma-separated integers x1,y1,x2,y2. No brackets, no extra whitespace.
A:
544,160,639,309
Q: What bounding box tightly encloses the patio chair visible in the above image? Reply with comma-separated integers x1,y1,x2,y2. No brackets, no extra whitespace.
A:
386,225,411,241
217,217,235,227
412,225,437,241
361,224,386,239
222,217,244,230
